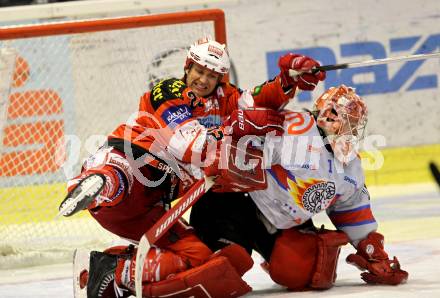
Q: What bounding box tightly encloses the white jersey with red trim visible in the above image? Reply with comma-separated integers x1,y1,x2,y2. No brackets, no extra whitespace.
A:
250,111,377,244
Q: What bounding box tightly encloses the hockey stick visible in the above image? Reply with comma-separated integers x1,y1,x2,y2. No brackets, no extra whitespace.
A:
289,51,440,76
134,176,214,298
429,162,440,190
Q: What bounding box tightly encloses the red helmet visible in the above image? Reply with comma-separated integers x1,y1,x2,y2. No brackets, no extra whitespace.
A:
185,37,230,75
314,85,368,163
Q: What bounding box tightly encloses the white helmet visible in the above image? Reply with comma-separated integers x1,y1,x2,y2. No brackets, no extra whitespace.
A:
185,37,230,75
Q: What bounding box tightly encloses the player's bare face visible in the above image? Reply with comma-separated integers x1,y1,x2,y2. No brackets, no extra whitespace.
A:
186,64,221,97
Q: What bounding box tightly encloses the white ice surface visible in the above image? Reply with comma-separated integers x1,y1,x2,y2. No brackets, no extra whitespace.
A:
1,183,440,297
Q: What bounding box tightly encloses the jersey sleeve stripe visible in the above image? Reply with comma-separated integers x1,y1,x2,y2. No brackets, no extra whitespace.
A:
333,219,376,228
329,204,376,228
329,204,370,214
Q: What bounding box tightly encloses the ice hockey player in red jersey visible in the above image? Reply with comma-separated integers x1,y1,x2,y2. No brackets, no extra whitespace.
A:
190,84,408,291
58,37,326,298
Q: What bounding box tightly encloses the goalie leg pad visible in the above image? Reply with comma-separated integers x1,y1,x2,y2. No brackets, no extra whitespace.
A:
165,233,213,267
115,246,189,291
310,229,349,289
268,228,349,291
143,256,252,298
209,243,254,276
268,228,318,290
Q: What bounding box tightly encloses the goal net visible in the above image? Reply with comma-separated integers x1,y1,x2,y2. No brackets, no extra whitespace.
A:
0,9,226,268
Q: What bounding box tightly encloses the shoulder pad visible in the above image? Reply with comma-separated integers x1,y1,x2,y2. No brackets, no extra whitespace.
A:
150,78,187,109
151,78,186,101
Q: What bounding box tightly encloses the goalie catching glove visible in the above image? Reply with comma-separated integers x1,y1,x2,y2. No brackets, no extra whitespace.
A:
278,53,326,91
346,232,408,285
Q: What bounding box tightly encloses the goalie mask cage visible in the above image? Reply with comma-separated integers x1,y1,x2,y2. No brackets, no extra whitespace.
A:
0,9,226,268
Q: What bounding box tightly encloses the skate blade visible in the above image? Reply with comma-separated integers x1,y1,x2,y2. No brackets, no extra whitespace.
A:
57,174,105,218
73,249,90,298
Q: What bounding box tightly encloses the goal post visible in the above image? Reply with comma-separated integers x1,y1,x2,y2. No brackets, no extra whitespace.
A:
0,8,227,268
0,9,226,42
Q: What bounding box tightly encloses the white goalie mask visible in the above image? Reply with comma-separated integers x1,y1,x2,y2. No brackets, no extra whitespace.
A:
314,85,368,164
185,37,230,75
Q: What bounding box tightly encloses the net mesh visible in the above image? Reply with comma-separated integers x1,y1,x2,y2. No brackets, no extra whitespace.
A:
0,14,218,268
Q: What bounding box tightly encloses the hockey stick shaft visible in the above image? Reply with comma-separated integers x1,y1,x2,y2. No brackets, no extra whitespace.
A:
135,176,214,298
429,162,440,190
289,51,440,76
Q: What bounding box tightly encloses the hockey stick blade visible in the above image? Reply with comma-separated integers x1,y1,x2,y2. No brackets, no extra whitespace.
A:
429,162,440,190
135,176,214,298
73,249,90,298
289,51,440,76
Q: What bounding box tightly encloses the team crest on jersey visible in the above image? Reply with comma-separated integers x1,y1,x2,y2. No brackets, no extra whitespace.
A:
287,177,336,214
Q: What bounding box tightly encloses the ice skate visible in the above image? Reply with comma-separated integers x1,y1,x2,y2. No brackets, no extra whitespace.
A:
74,249,129,298
58,173,105,217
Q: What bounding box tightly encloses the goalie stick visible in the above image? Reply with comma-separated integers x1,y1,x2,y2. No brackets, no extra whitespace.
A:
289,51,440,76
134,176,214,298
73,249,89,298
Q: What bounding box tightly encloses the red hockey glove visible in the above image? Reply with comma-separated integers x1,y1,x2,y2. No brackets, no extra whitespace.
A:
204,140,267,192
346,232,408,285
278,53,326,91
223,108,284,139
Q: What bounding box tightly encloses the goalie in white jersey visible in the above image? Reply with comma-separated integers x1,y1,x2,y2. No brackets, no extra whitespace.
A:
191,84,408,291
253,84,370,237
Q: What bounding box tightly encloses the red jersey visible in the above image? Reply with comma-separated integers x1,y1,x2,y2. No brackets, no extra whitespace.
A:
109,77,295,163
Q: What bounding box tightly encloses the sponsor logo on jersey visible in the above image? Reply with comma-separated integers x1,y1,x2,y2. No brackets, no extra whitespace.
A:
237,109,245,130
284,111,315,135
344,175,358,188
284,163,317,170
162,105,191,127
151,78,187,110
288,177,336,214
